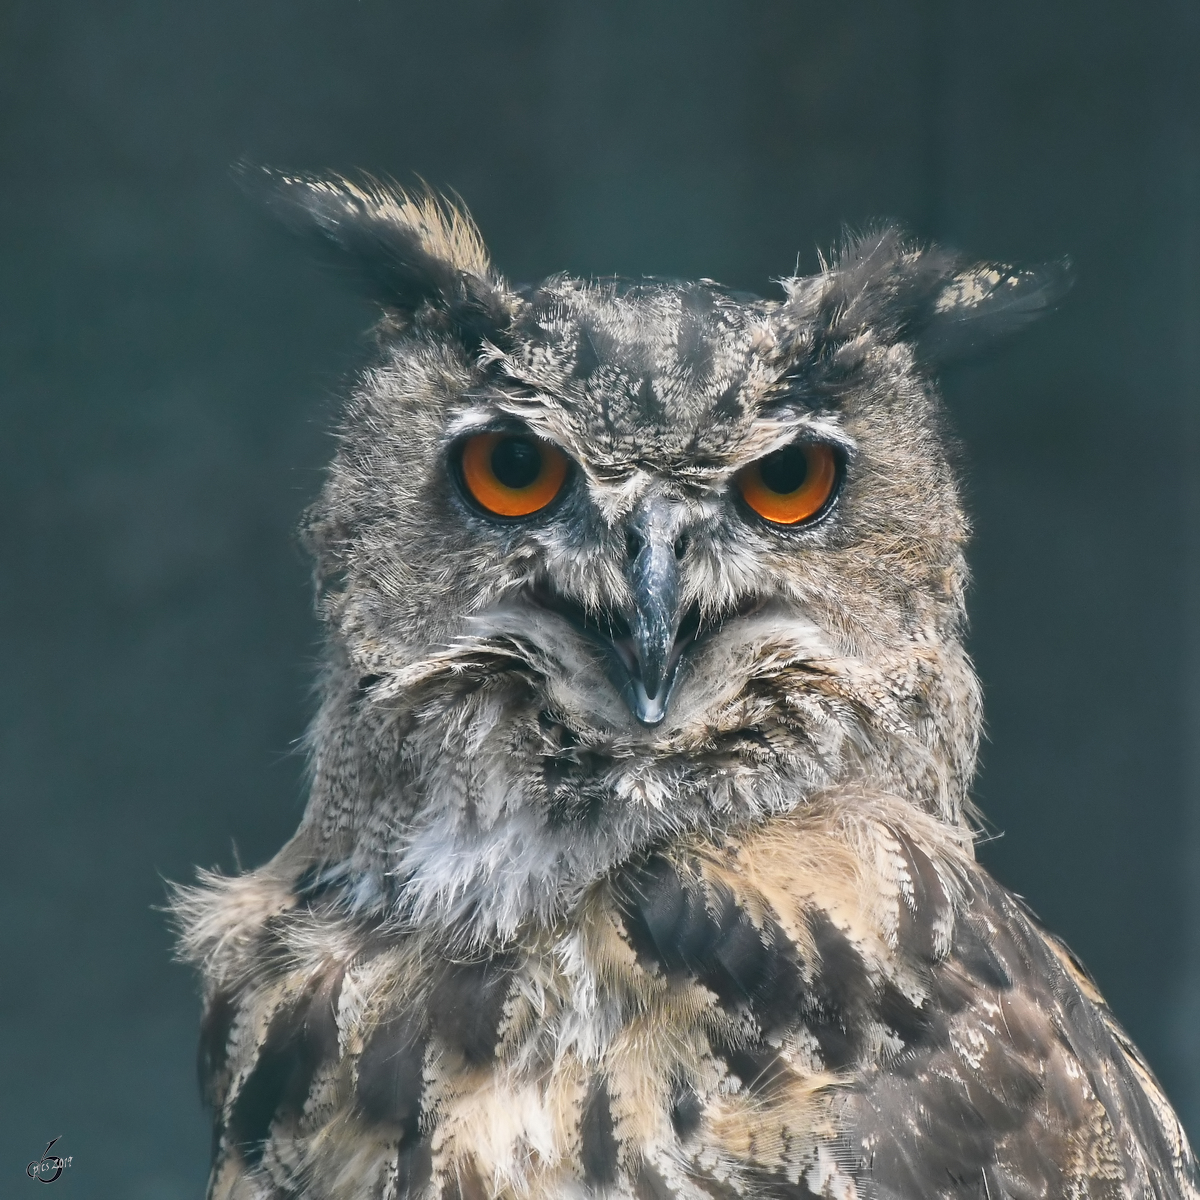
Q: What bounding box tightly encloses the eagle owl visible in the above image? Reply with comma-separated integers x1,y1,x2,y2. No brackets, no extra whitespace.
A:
175,171,1198,1200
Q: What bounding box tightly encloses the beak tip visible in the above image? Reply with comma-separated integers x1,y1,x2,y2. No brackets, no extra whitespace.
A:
630,682,669,726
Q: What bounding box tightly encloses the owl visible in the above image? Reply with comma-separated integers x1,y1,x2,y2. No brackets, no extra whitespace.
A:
174,170,1199,1200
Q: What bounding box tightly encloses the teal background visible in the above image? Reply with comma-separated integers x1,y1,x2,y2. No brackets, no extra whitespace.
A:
1,3,1198,1195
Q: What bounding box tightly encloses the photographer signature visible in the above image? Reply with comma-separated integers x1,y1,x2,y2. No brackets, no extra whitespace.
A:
26,1137,71,1184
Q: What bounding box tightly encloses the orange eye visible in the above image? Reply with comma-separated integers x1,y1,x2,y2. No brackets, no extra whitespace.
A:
459,432,569,517
736,442,839,525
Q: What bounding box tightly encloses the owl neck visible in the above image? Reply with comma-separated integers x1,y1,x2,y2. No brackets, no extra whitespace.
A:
298,652,980,949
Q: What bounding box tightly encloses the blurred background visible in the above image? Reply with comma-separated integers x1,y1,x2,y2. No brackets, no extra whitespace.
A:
2,2,1199,1195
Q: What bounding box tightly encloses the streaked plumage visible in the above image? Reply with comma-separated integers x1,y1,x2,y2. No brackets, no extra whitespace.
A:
174,170,1196,1200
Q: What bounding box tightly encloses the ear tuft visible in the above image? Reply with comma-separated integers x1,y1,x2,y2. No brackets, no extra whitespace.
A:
822,226,959,336
923,257,1073,361
781,225,1072,365
235,163,513,333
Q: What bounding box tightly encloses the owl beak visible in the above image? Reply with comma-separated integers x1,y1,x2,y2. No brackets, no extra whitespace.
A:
622,504,687,726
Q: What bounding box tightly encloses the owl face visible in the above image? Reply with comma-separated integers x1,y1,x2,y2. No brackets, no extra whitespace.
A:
326,275,961,732
263,173,1066,939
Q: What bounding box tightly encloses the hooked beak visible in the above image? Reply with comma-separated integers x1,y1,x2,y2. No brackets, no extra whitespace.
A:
525,500,713,727
618,501,688,726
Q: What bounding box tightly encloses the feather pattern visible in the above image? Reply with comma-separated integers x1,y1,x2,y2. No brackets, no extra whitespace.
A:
176,790,1197,1200
174,177,1191,1200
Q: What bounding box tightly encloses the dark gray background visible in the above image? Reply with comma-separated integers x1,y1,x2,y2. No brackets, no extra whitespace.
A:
2,2,1199,1196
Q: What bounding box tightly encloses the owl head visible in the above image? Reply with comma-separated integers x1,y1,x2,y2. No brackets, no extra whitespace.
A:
253,171,1068,943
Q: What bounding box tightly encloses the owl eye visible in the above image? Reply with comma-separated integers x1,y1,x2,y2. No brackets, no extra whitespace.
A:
459,432,569,517
736,442,839,525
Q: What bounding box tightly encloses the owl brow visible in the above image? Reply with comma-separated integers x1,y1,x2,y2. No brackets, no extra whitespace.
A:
443,399,550,440
756,381,835,414
442,400,581,461
738,413,856,464
442,408,508,440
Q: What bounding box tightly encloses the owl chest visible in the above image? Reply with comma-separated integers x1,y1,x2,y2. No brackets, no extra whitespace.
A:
316,907,845,1200
342,937,698,1192
209,810,945,1199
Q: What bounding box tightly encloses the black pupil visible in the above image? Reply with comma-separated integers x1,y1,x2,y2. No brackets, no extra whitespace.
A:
758,445,810,495
491,437,543,489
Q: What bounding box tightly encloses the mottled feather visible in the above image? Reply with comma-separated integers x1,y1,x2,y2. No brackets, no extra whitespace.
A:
173,176,1192,1200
